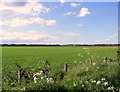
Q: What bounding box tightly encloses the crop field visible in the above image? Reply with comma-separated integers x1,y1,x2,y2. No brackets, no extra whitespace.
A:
2,46,120,91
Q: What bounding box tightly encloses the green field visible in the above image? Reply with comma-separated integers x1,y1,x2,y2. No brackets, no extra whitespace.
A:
2,46,120,91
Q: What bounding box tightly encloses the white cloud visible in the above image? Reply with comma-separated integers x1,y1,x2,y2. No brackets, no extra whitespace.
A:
4,17,30,27
3,17,56,27
95,32,118,44
0,1,50,17
63,12,75,16
60,0,66,4
0,30,53,41
70,3,80,7
0,1,57,27
78,7,90,17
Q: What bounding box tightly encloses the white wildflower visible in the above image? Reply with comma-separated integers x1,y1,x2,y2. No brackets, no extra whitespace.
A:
40,70,43,75
33,74,36,78
47,78,54,84
34,77,38,83
49,78,54,84
111,86,114,90
103,82,108,86
92,80,96,83
41,76,44,80
21,87,26,91
47,78,49,82
82,84,84,87
33,72,40,78
33,71,43,78
108,87,111,90
97,67,100,69
101,78,106,81
36,72,40,75
108,86,114,90
90,79,93,81
96,81,101,85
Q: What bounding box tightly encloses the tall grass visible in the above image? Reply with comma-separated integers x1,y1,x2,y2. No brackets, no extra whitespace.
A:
2,46,119,91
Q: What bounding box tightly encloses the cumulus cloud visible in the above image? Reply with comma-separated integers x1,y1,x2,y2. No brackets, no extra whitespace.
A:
0,30,53,41
70,3,80,7
0,1,57,27
4,17,30,27
3,17,56,27
0,1,50,17
60,0,66,4
63,12,75,16
78,7,90,17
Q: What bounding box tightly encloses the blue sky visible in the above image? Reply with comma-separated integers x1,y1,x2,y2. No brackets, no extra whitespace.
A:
0,1,118,44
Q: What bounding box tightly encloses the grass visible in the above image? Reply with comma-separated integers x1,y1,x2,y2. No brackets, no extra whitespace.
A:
2,46,120,91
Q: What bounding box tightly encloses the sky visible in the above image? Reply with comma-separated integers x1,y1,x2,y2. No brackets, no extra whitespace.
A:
0,1,118,44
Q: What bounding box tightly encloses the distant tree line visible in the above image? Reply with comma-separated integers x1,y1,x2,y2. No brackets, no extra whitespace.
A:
0,44,120,46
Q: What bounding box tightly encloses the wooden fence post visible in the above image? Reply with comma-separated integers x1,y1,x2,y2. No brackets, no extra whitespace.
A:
18,70,21,84
64,63,68,72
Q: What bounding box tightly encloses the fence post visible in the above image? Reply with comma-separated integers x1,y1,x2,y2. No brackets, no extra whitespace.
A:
64,63,68,72
18,70,21,84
